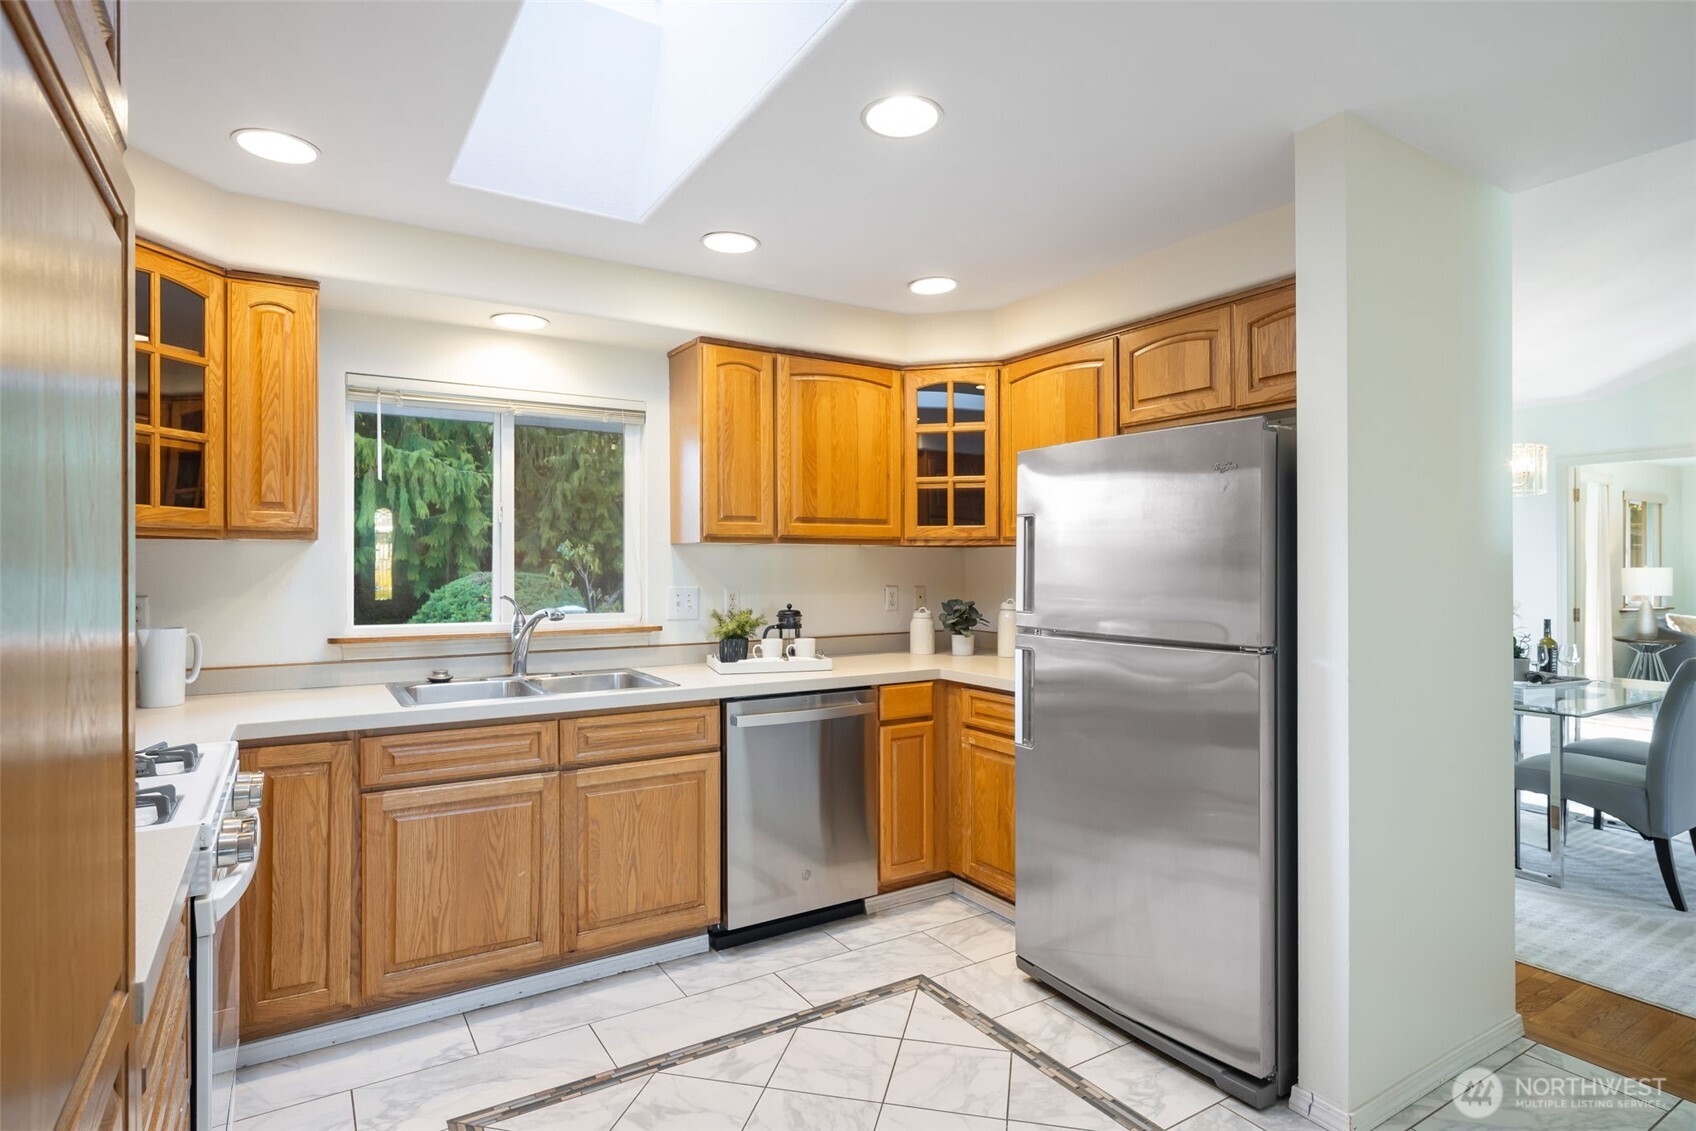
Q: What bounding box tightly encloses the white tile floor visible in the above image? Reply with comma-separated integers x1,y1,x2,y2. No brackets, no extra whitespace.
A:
233,895,1696,1130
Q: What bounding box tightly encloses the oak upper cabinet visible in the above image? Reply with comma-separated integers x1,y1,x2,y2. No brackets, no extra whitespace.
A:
1118,305,1233,428
240,741,357,1037
951,688,1016,902
362,774,562,1003
135,241,225,536
778,356,903,541
903,367,1000,543
562,752,721,953
999,340,1117,537
878,683,946,888
1231,284,1296,410
226,276,319,536
670,342,777,542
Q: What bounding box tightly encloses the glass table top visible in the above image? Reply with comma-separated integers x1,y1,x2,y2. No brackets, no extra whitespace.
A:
1512,678,1667,717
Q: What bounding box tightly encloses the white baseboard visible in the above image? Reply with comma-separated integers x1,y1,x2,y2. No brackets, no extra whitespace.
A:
238,933,709,1067
1291,1013,1525,1131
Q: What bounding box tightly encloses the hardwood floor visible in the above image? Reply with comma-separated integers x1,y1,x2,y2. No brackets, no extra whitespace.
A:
1517,962,1696,1101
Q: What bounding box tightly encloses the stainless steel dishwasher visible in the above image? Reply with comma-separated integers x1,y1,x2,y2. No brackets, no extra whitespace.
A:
717,689,878,944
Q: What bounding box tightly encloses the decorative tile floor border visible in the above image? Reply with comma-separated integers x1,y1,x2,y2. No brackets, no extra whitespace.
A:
448,974,1162,1131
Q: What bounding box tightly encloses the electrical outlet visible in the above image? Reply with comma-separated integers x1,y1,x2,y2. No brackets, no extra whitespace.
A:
722,588,740,614
883,585,899,612
913,585,927,609
666,586,700,620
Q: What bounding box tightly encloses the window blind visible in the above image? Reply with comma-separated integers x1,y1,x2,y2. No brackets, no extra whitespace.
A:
345,371,646,425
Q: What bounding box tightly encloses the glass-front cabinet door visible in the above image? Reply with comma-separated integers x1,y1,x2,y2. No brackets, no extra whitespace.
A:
135,242,224,534
903,366,999,542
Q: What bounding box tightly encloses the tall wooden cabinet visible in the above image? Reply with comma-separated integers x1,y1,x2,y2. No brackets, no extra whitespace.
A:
225,277,319,536
903,367,1000,543
777,356,903,540
669,342,777,542
998,339,1118,537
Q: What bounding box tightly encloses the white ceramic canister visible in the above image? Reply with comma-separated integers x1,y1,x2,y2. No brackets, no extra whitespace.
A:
137,626,202,708
910,607,936,654
997,598,1017,658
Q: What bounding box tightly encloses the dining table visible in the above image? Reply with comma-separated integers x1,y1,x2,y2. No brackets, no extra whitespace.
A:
1513,677,1668,887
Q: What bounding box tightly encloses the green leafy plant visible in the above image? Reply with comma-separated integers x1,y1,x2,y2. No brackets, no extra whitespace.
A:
708,605,766,641
939,598,988,637
410,572,583,624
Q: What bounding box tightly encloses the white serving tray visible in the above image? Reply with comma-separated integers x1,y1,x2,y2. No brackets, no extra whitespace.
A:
705,652,834,675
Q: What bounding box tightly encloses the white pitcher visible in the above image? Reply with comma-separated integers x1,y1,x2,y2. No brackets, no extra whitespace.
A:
138,626,202,708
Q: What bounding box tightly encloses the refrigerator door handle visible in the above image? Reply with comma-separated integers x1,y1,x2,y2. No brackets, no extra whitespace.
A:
1014,645,1034,748
1014,514,1035,612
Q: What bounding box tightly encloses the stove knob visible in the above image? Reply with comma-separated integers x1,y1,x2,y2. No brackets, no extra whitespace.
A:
217,816,257,867
232,771,265,812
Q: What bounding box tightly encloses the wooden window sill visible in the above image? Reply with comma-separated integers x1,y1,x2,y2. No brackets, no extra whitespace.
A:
328,625,662,645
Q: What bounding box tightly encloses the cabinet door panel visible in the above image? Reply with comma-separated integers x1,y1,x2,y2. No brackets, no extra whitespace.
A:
879,721,942,886
226,277,318,535
702,345,776,539
135,242,224,536
778,357,902,540
362,774,561,1003
361,720,558,789
1232,285,1296,409
560,705,718,767
999,340,1116,537
903,367,999,543
240,741,356,1036
959,728,1016,901
957,688,1014,738
1119,307,1232,427
563,753,720,953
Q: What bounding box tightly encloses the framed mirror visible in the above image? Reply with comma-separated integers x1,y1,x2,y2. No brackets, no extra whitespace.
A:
1623,492,1665,568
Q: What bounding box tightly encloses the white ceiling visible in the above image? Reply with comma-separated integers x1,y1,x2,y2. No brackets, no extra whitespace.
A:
124,1,1694,315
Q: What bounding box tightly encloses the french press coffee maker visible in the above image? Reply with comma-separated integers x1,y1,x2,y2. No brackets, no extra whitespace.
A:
762,603,803,640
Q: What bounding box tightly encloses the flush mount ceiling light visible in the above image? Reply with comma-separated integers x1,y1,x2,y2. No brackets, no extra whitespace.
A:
862,94,942,138
701,231,760,254
908,276,957,296
230,128,319,164
489,312,549,331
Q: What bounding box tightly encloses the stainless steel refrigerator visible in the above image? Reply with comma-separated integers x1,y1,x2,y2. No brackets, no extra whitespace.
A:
1012,414,1295,1108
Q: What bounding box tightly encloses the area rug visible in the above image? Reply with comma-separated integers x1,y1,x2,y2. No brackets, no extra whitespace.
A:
449,975,1159,1131
1515,809,1696,1017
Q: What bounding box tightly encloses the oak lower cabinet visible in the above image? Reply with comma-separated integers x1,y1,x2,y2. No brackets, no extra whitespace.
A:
362,773,562,1004
999,340,1118,538
950,688,1016,902
137,910,191,1131
777,356,903,540
877,683,945,888
240,740,357,1038
562,753,721,953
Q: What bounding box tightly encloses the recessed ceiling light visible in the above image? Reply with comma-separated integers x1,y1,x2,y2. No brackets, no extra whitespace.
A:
490,312,549,331
862,95,942,139
231,128,319,164
908,276,957,296
701,231,760,254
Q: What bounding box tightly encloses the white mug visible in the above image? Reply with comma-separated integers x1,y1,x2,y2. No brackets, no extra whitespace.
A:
786,637,818,660
137,626,202,708
752,638,783,660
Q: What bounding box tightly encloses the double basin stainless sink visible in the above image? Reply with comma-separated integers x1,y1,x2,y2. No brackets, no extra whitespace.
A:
387,668,675,707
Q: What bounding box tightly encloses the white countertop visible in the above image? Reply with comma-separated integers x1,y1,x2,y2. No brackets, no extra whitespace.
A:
133,825,199,1021
136,651,1016,748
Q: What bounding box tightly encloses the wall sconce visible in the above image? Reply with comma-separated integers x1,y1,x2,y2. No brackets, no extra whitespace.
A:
1511,443,1548,496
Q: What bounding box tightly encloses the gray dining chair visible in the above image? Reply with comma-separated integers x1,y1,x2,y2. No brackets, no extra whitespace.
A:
1514,658,1696,911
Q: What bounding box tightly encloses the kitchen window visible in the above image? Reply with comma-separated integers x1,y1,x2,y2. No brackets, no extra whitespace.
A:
346,376,643,632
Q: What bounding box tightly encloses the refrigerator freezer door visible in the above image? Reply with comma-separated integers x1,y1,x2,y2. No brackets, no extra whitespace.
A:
1015,417,1278,648
1016,631,1278,1078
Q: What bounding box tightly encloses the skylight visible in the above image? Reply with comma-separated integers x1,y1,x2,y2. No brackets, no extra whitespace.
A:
452,0,848,222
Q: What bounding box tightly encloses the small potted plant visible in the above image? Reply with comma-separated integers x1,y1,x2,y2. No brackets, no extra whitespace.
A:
1513,629,1532,680
939,598,988,656
708,604,765,664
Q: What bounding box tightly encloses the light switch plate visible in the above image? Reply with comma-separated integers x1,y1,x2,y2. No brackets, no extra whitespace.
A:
883,585,899,612
667,586,700,620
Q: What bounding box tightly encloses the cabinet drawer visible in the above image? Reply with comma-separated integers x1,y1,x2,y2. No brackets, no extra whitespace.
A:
361,721,558,788
561,704,719,766
958,688,1014,737
879,681,934,722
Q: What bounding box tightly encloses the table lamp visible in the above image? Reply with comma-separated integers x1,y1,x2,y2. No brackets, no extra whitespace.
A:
1621,567,1673,638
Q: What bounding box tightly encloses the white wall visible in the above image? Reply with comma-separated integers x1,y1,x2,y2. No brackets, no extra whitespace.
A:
1293,114,1516,1122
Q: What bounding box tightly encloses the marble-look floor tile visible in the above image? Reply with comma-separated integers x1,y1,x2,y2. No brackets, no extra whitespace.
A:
1006,1058,1121,1131
998,1001,1125,1067
1367,1081,1453,1131
233,1090,356,1131
903,992,1003,1050
491,1077,648,1131
1414,1053,1667,1131
610,1073,762,1131
824,896,980,949
766,1027,902,1101
926,914,1016,963
883,1039,1013,1119
1654,1102,1696,1131
1174,1104,1264,1131
352,1025,612,1131
592,974,810,1065
233,1014,475,1120
809,990,918,1039
661,929,848,996
1525,1045,1678,1110
662,1031,793,1087
744,1087,882,1131
1478,1037,1536,1072
467,967,682,1052
934,952,1055,1017
878,1103,1008,1131
1075,1041,1225,1129
779,934,972,1004
1221,1096,1326,1131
